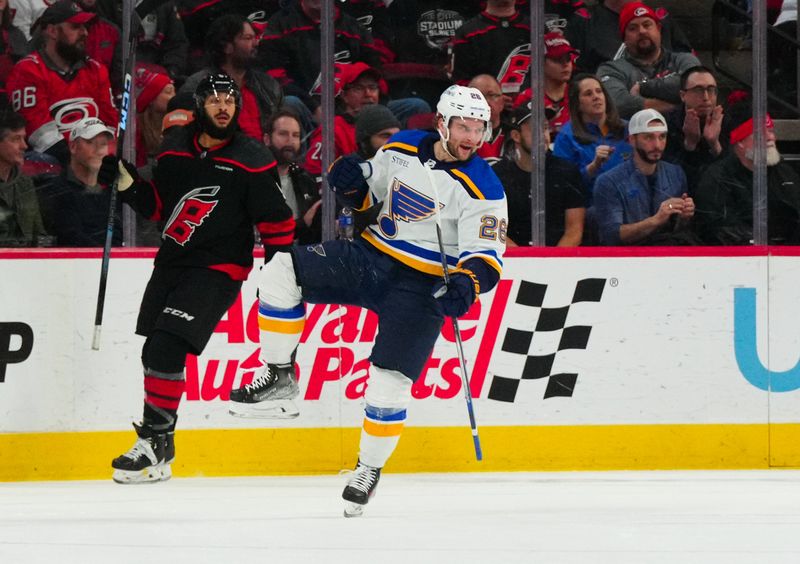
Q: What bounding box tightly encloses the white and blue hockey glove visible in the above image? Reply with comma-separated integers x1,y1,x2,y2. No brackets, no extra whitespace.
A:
328,155,371,207
432,271,478,318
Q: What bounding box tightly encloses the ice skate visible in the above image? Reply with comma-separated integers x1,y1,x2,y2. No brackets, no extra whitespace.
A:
228,362,300,419
111,423,169,484
342,461,381,518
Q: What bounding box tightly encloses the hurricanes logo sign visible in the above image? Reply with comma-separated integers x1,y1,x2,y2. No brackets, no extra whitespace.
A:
378,178,442,238
163,185,221,245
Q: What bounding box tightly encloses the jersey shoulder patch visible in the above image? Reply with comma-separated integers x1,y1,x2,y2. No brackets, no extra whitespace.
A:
380,129,427,156
449,157,505,201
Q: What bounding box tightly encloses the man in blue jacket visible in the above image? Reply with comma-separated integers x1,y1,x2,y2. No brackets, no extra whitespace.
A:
594,108,695,245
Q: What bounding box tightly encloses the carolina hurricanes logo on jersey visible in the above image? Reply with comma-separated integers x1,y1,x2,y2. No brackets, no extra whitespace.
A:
497,43,531,95
50,97,101,136
378,178,442,239
163,186,221,245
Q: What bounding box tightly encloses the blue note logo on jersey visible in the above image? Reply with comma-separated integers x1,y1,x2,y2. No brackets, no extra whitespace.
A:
378,178,442,238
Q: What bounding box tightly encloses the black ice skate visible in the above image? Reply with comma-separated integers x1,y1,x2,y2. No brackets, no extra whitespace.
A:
111,423,170,484
228,362,300,419
342,460,381,518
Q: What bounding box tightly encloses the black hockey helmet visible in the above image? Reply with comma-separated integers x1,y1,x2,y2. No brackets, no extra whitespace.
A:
193,73,242,112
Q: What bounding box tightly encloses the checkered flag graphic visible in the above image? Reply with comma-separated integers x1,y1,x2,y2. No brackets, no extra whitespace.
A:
488,278,606,402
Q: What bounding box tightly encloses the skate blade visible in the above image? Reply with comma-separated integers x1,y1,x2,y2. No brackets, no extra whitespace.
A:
343,501,365,518
112,465,168,484
228,400,299,419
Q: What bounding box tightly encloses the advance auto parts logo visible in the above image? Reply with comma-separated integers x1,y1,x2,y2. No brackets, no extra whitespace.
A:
182,278,606,405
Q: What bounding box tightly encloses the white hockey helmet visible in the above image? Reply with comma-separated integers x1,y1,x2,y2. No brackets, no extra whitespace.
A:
436,85,493,146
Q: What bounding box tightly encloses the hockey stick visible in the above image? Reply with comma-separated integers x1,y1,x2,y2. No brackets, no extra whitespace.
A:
423,159,483,461
92,4,140,351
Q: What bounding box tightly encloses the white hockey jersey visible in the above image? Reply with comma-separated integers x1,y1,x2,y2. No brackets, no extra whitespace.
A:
359,129,507,279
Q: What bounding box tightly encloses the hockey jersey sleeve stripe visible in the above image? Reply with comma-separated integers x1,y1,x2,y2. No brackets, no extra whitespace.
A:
157,150,194,160
213,156,277,173
208,263,252,281
382,141,418,155
362,229,455,276
447,169,486,200
458,252,503,276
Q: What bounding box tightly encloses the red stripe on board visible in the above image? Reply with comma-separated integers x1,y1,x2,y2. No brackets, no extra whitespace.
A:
503,245,778,258
471,278,513,398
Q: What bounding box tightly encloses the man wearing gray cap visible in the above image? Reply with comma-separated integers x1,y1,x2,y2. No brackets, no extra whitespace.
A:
355,104,401,160
593,108,695,245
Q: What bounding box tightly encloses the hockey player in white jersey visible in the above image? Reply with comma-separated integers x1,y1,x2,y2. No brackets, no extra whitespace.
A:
228,84,508,516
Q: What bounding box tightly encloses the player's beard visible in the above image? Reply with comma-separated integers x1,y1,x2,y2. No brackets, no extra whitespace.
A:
56,39,86,65
198,108,239,140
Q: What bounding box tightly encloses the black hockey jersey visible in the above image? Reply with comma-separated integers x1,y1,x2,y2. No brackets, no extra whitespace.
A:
123,124,295,280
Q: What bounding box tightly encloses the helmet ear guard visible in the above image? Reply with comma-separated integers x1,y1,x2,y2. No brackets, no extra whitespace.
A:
435,85,493,147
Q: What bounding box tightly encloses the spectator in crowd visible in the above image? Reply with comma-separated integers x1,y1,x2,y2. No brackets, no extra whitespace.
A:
449,0,531,97
382,0,481,107
662,66,729,193
263,108,321,244
543,31,577,140
0,0,29,102
352,102,401,234
596,2,701,119
339,0,395,66
355,102,400,160
468,74,508,161
38,117,120,246
180,14,283,141
8,0,48,40
594,108,695,245
6,0,118,166
0,109,48,246
694,102,800,245
95,0,189,86
257,0,382,114
544,0,587,26
134,63,175,168
75,0,122,96
566,0,693,74
552,73,632,202
492,98,586,247
175,0,284,72
303,62,385,180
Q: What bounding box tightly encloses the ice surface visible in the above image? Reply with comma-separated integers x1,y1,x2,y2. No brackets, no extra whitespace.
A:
2,470,800,564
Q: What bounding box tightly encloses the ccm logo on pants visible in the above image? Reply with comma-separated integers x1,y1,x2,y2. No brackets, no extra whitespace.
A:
0,322,33,383
163,308,196,321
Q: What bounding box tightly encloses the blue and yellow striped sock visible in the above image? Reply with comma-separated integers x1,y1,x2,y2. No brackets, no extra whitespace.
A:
257,301,305,364
358,404,407,468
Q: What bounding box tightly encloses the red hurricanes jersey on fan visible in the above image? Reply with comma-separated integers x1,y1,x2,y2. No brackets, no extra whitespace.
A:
7,52,118,153
304,114,357,179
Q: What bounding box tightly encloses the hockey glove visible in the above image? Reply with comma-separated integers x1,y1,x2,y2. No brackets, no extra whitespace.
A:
98,155,138,191
432,271,479,318
328,155,371,207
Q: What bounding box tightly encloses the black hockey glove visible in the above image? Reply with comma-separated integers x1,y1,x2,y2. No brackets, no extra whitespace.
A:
98,155,139,191
328,155,371,207
432,271,478,318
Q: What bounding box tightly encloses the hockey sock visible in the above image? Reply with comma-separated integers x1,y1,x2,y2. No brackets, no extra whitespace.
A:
258,300,304,364
143,367,185,432
141,331,189,432
358,404,406,468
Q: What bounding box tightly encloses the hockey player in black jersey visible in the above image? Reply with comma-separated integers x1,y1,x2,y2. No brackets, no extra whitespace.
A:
99,73,296,484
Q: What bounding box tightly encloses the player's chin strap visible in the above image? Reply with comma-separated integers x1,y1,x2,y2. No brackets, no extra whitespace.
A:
422,158,483,462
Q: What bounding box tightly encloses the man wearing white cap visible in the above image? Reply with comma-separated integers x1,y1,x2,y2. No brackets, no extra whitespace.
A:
38,116,120,246
593,107,695,245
